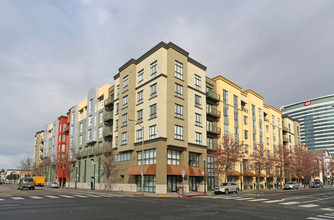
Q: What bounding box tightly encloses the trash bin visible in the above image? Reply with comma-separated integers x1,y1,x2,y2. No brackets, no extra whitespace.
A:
182,187,186,196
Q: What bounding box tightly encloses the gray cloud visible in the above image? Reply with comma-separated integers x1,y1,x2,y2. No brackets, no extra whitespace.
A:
0,0,333,169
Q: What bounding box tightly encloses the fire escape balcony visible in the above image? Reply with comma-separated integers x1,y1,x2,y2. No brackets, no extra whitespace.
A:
207,126,221,135
206,106,221,118
104,97,114,107
206,90,220,102
103,127,113,138
104,112,113,123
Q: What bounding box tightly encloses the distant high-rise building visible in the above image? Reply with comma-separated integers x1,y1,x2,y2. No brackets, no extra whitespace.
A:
281,94,334,154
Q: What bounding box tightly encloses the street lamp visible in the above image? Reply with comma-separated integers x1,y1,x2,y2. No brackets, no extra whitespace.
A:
240,159,243,192
129,118,144,194
204,158,206,194
75,164,78,189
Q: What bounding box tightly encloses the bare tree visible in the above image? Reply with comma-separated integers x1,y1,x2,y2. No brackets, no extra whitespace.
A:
250,143,268,190
209,135,244,182
274,144,293,188
101,150,117,190
19,156,33,176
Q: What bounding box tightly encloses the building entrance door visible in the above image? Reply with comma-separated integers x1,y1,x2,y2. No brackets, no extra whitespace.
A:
167,176,181,192
189,177,199,191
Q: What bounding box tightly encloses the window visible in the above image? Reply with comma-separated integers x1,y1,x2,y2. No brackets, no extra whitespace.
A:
99,112,103,124
258,108,262,119
167,149,180,165
149,104,157,119
195,113,202,126
138,148,156,165
80,123,83,132
150,83,157,98
137,175,156,193
189,153,200,167
175,83,183,98
87,129,92,140
88,116,93,126
244,116,248,125
115,136,118,148
121,132,127,145
267,137,270,146
266,125,269,133
115,119,118,131
116,103,119,115
244,130,248,140
80,111,83,119
235,127,239,138
123,75,129,90
138,69,144,86
272,115,275,124
137,109,143,123
234,111,238,122
137,91,143,104
175,61,183,79
88,99,93,113
175,104,183,119
79,135,83,145
288,123,291,132
245,145,249,154
267,150,270,158
122,113,127,126
233,95,238,108
223,90,228,103
278,118,281,128
123,95,128,108
252,104,255,116
195,132,202,145
289,135,291,143
116,85,120,99
195,95,202,108
100,98,104,109
224,123,229,134
224,106,228,117
136,129,143,143
150,61,157,79
195,75,201,90
174,125,183,140
98,127,103,138
253,120,256,129
115,152,131,162
149,125,157,139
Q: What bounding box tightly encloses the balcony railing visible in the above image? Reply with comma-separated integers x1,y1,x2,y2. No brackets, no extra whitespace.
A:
207,139,219,151
206,106,221,118
103,112,113,122
283,137,289,143
207,126,221,135
63,125,69,133
103,127,113,137
264,118,269,123
241,106,248,113
104,96,114,107
206,90,220,102
282,126,289,132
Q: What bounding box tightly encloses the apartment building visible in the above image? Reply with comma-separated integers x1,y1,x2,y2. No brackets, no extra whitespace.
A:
282,116,301,152
211,75,283,189
33,131,44,169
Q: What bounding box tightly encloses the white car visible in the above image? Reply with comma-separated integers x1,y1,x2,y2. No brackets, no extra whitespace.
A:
214,182,239,194
47,182,59,188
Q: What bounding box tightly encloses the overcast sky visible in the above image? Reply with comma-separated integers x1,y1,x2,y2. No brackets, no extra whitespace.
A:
1,0,333,170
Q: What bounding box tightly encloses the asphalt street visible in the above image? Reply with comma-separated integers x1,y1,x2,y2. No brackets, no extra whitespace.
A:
0,184,333,220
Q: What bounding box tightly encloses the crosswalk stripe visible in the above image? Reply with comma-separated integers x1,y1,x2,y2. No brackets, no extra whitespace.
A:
298,204,319,208
263,200,283,203
315,215,334,219
235,198,253,201
0,199,4,201
29,196,43,199
74,195,89,198
307,217,328,220
11,197,24,200
59,195,74,198
325,214,334,217
248,198,269,202
322,208,334,211
223,197,241,199
279,201,300,205
44,195,60,199
86,194,100,198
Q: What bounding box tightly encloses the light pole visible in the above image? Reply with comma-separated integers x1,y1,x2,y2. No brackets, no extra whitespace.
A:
75,164,78,189
91,159,96,190
204,158,206,194
240,159,243,192
129,118,144,194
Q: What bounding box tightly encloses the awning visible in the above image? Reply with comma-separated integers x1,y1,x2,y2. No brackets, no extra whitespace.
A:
189,167,208,176
253,173,266,178
126,164,156,175
167,165,189,176
227,170,241,176
291,175,298,179
243,171,255,177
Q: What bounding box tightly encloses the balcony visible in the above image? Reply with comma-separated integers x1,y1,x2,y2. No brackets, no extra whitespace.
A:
207,139,219,151
104,112,113,122
104,96,114,107
264,118,269,123
206,90,220,102
206,106,221,118
103,127,113,138
207,126,221,135
282,126,289,133
242,106,248,113
283,137,289,143
63,125,69,133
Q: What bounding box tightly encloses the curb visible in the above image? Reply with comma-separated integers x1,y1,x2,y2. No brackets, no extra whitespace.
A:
182,194,208,197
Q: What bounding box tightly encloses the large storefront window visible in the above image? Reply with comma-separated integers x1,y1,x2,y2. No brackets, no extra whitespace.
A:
137,175,156,193
137,149,156,165
167,176,182,192
167,149,180,165
207,156,218,188
189,152,200,167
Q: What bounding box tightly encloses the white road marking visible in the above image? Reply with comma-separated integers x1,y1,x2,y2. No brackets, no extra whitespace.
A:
74,195,89,198
44,195,60,199
307,217,329,220
11,197,24,200
0,199,4,201
263,200,284,203
324,214,334,217
322,208,334,212
280,201,301,205
315,215,334,219
223,197,241,199
59,195,74,198
29,196,43,199
86,194,100,198
248,198,269,202
298,204,319,208
235,198,254,201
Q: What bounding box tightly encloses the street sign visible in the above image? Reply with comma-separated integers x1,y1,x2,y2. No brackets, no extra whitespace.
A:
181,169,186,178
95,173,99,177
273,177,277,181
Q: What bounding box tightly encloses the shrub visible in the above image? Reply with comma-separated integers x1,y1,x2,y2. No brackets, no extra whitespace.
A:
260,184,264,189
244,185,247,190
167,186,171,193
250,185,253,189
208,186,212,191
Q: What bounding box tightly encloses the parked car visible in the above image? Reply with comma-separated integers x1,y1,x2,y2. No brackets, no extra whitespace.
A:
17,177,35,190
214,182,239,194
47,182,59,188
284,181,299,190
311,182,323,188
